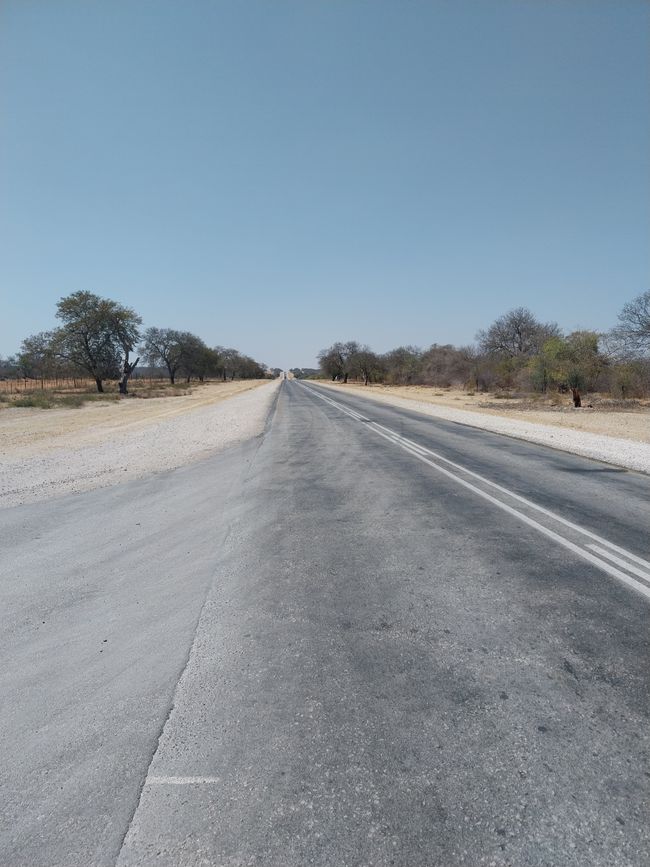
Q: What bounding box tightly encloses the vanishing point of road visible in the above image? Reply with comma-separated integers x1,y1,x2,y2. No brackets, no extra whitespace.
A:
1,380,648,866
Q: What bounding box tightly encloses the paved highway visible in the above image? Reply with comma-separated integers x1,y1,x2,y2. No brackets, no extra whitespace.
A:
1,380,648,865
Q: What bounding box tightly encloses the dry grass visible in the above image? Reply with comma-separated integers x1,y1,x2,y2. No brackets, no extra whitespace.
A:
0,377,202,410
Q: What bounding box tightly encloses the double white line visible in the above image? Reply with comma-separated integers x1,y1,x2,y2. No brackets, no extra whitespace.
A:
300,383,650,601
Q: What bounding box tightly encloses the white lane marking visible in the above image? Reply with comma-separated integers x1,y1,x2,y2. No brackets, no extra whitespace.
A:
587,545,650,587
147,776,221,785
586,540,650,572
300,383,650,601
367,425,650,601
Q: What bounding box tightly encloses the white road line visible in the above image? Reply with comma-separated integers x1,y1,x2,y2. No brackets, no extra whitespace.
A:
586,540,650,572
300,383,650,601
146,776,221,785
587,544,650,587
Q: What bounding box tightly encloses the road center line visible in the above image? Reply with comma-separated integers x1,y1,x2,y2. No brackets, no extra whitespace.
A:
586,544,650,586
146,776,222,785
301,383,650,601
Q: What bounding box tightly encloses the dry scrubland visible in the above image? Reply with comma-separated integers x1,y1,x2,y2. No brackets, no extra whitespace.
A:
318,381,650,474
0,379,279,508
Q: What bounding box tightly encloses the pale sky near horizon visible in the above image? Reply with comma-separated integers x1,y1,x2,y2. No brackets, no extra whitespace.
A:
1,0,648,369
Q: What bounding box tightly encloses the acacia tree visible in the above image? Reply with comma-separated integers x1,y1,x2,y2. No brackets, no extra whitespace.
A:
141,327,183,383
317,346,344,381
318,341,360,383
52,291,141,393
18,332,60,383
176,333,210,382
353,347,383,385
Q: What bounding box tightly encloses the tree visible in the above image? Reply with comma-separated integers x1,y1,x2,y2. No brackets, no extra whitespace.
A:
420,344,472,388
218,347,241,381
141,328,185,384
353,347,383,385
52,291,142,393
612,290,650,356
529,331,605,405
0,355,18,379
317,341,360,383
382,346,422,384
318,346,344,381
177,333,211,382
477,307,560,359
18,332,59,382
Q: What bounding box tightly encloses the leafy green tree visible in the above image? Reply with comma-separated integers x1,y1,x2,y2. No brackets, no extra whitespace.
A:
177,333,211,382
529,331,605,405
52,291,142,393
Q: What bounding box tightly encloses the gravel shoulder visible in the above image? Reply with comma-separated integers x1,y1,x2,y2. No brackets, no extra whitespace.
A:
0,380,280,508
317,381,650,475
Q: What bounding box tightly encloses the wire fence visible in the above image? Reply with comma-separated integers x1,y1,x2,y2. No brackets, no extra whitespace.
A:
0,375,170,394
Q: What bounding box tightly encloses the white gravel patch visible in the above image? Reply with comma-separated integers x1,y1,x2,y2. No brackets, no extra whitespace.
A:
0,380,280,509
317,383,650,475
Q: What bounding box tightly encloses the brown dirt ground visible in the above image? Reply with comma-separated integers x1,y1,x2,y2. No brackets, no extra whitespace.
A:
0,380,268,458
326,383,650,444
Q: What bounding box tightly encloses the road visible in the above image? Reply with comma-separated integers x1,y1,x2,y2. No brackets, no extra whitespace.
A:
1,380,648,866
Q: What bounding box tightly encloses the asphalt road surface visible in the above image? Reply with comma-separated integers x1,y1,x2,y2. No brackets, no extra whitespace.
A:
1,380,648,866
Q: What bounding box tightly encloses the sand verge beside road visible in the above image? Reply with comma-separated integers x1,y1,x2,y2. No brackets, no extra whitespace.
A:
0,380,280,508
316,381,650,475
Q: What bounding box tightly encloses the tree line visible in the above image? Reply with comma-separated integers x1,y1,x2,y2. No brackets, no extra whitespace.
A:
317,291,650,407
0,291,269,394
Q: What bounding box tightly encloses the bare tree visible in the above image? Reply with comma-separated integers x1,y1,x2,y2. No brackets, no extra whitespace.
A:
477,307,560,358
612,290,650,356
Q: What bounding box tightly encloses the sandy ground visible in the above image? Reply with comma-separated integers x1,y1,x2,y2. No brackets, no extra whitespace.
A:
317,381,650,474
0,380,280,508
0,380,268,458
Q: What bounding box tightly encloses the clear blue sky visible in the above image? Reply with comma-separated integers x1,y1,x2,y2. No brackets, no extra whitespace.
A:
1,0,648,369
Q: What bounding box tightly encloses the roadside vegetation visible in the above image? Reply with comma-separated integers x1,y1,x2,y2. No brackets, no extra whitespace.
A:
317,292,650,409
0,291,272,409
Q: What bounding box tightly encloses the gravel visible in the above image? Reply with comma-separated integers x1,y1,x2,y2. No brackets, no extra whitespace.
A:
0,380,280,509
316,383,650,475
